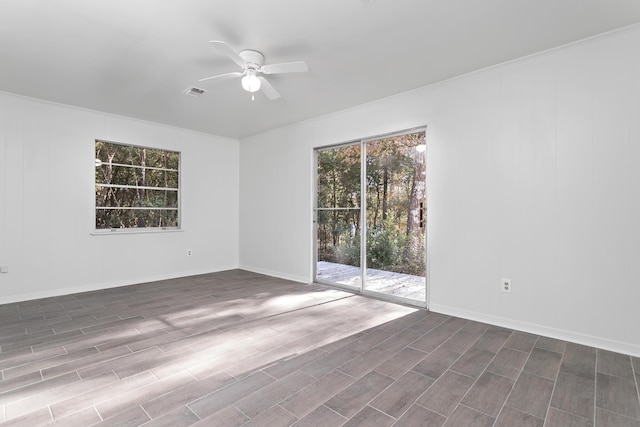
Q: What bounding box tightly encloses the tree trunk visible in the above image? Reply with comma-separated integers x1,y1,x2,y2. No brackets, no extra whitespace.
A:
382,166,389,222
331,169,338,247
373,184,380,229
97,151,115,207
404,148,426,261
137,148,147,228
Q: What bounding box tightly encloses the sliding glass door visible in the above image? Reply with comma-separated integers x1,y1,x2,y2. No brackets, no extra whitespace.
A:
314,128,426,306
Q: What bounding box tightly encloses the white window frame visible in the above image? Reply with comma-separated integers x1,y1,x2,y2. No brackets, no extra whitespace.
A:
94,139,181,234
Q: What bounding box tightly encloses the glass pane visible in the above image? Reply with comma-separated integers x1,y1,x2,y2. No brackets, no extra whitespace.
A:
95,186,178,208
96,165,178,188
96,209,178,229
315,144,362,288
364,131,426,301
95,141,179,170
146,148,179,170
316,145,361,209
317,209,361,267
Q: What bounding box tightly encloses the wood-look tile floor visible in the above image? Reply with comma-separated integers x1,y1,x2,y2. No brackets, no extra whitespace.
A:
1,270,639,426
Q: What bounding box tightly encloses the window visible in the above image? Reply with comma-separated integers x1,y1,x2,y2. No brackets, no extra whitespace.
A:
95,140,180,231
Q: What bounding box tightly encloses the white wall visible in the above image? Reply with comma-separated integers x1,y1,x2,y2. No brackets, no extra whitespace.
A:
239,26,640,356
0,92,239,304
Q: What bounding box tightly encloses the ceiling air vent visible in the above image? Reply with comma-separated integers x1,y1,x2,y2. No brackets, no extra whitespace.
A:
183,86,207,98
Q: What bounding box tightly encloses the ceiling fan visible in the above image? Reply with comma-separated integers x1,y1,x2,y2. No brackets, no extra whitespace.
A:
199,41,308,100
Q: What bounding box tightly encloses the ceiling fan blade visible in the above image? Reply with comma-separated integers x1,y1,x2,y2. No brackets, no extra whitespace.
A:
198,71,243,82
258,77,281,100
209,41,246,69
261,61,308,75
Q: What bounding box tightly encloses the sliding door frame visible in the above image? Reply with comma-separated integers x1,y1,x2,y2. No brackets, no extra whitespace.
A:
312,139,362,291
313,126,428,309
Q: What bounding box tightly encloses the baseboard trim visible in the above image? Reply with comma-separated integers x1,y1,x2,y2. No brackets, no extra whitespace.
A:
429,303,640,358
0,266,238,305
238,265,309,284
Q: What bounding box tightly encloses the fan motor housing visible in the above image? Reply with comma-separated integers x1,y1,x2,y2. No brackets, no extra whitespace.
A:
239,49,265,69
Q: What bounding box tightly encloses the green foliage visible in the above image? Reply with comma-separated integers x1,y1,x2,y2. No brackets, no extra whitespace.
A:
333,234,361,267
319,220,425,275
96,209,178,229
366,221,406,270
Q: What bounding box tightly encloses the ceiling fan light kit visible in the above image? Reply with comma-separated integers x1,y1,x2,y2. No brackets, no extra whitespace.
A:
197,41,308,101
241,70,261,93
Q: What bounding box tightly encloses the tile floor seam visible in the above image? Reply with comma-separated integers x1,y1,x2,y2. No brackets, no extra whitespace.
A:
46,403,54,423
491,375,519,423
596,369,639,382
634,358,640,421
595,406,640,423
370,392,416,423
92,404,104,422
542,340,567,427
411,399,450,420
548,406,593,424
260,372,286,381
275,403,299,423
443,368,475,382
138,404,153,421
234,402,256,425
320,403,348,424
548,370,597,418
409,317,449,338
404,344,430,354
507,347,530,356
378,367,438,419
351,371,402,423
495,341,539,423
508,375,556,419
593,350,598,425
484,367,524,382
472,369,516,422
499,403,545,424
221,370,240,382
447,338,508,409
148,370,161,382
410,333,467,378
367,402,397,422
592,379,640,422
335,368,358,380
457,402,497,420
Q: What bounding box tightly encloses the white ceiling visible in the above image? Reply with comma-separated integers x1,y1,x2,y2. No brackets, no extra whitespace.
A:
1,0,639,139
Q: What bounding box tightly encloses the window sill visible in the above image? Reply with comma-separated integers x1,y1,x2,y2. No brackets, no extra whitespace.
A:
91,228,183,236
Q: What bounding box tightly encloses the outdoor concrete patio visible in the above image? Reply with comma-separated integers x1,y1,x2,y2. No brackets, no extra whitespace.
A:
316,261,426,302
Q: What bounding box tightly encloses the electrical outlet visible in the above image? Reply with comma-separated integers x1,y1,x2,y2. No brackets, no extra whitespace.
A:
187,249,192,256
501,278,511,293
0,265,8,273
